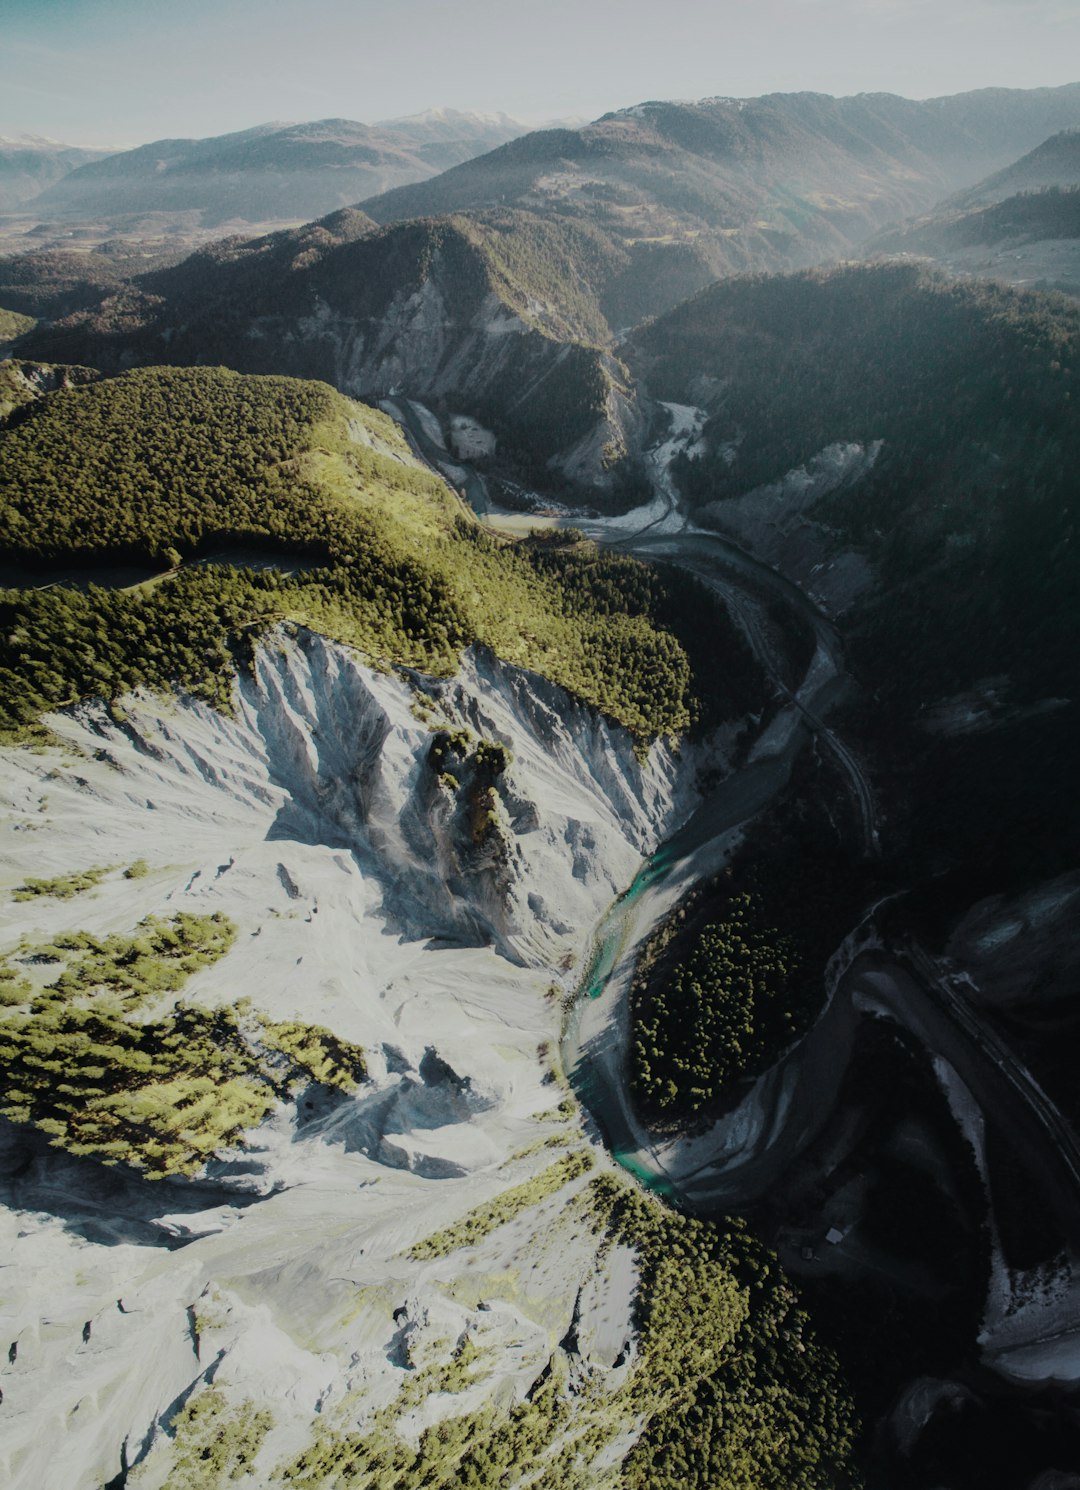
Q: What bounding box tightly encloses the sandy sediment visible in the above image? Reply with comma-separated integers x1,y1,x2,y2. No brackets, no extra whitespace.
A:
0,629,695,1490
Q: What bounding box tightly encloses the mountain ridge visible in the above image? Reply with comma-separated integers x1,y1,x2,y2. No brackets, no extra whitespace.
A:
20,114,532,228
353,85,1080,322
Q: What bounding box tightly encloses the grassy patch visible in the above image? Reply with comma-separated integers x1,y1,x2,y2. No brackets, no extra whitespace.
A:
12,864,113,901
259,1018,367,1092
0,307,35,343
131,1386,273,1490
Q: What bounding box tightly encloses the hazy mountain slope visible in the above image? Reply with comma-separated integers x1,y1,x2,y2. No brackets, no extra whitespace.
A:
373,106,529,171
20,209,647,488
0,136,114,213
868,129,1080,250
948,126,1080,210
873,185,1080,256
27,116,528,228
356,87,1080,319
867,132,1080,296
870,185,1080,296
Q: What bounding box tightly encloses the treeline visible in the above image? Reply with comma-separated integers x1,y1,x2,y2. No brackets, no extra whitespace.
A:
871,184,1080,257
944,184,1080,249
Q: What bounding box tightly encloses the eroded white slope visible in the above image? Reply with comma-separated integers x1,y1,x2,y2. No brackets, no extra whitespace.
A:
0,631,694,1490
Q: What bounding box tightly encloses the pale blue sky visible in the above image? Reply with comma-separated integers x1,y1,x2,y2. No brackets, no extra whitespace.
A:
2,0,1079,146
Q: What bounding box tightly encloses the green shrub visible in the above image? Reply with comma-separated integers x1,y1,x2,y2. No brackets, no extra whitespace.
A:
12,865,113,900
0,912,368,1177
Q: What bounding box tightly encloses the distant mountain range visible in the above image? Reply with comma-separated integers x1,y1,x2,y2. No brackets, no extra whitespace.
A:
0,136,114,214
354,85,1080,316
1,113,531,228
9,85,1080,259
17,84,1080,471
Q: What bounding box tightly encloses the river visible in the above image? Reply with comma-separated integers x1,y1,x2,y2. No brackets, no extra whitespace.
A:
402,397,1080,1398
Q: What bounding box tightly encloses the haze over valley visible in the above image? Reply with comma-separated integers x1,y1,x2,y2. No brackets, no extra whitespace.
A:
2,7,1080,1487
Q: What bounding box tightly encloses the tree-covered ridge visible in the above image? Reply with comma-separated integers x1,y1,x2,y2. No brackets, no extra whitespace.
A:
949,126,1080,209
0,364,756,741
0,912,367,1178
0,306,34,343
453,210,626,346
18,213,625,479
0,365,367,562
630,789,879,1126
633,262,1080,703
0,244,170,321
637,262,1078,496
872,183,1080,256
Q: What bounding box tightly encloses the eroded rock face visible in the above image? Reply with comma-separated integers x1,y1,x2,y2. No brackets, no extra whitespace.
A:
698,441,880,616
0,630,700,1489
245,263,633,489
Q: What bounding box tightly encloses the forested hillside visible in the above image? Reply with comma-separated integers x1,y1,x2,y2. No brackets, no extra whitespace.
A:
872,184,1080,257
0,363,759,742
18,209,644,487
633,261,1080,914
0,240,187,320
867,127,1080,255
358,87,1080,315
634,262,1080,698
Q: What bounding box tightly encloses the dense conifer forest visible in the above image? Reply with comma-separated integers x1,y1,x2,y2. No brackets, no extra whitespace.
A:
0,364,759,742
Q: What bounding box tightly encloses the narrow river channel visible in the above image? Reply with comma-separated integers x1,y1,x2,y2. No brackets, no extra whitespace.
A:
394,401,1080,1401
